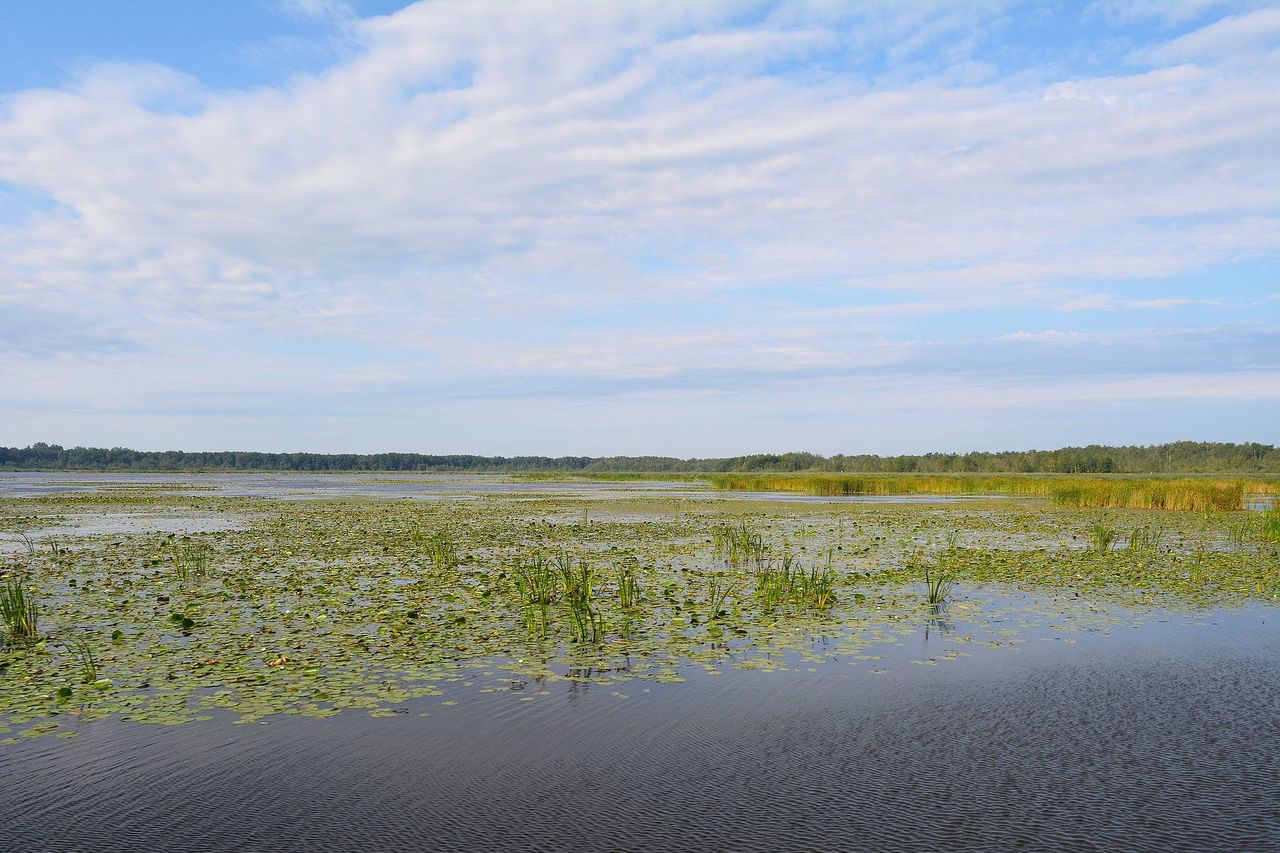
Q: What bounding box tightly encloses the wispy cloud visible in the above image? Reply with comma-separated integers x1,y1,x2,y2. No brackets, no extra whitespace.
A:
0,0,1276,452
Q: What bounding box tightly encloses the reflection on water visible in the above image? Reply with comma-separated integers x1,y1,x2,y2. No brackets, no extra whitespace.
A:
0,605,1276,852
0,471,994,504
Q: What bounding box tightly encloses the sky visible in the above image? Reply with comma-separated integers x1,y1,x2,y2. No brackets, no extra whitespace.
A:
0,0,1277,457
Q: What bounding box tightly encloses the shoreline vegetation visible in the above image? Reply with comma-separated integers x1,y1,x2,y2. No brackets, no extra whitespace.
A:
2,441,1278,475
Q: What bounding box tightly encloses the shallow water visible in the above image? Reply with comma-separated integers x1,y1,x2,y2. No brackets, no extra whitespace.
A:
2,474,1277,851
1,605,1275,852
0,471,991,504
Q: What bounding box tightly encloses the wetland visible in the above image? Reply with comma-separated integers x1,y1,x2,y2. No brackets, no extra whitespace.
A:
0,472,1277,851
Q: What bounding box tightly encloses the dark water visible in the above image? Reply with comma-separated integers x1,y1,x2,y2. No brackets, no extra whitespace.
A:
2,609,1277,852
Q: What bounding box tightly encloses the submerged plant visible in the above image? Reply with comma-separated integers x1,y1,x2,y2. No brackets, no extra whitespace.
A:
0,574,40,645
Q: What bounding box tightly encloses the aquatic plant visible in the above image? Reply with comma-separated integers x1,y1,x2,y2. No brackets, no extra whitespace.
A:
557,554,604,644
923,559,953,608
617,557,642,609
754,555,835,611
0,574,40,645
713,522,768,567
421,530,459,571
1127,526,1164,553
1090,523,1117,554
63,634,98,684
1262,508,1280,543
169,538,211,585
705,573,737,619
513,555,558,606
943,529,961,551
708,473,1257,511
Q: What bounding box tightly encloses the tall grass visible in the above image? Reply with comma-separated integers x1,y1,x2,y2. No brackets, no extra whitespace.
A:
1090,523,1118,554
1127,526,1164,552
557,553,605,644
712,522,768,566
617,557,642,609
0,574,40,645
754,555,837,611
922,558,953,607
169,539,211,585
707,473,1265,511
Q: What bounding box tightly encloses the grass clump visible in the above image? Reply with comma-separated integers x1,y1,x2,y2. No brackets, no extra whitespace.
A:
617,557,642,610
713,522,768,567
1127,526,1164,553
0,574,40,646
923,559,953,607
421,530,460,570
754,555,836,611
1090,523,1118,554
557,553,605,645
168,538,212,586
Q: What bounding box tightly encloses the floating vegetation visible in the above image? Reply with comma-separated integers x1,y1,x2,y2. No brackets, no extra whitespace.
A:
0,479,1275,744
0,573,40,645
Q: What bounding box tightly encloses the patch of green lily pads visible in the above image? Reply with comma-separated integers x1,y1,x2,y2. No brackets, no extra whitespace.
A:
0,486,1276,744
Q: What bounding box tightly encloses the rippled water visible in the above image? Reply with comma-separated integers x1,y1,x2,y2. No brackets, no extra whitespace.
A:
2,606,1276,852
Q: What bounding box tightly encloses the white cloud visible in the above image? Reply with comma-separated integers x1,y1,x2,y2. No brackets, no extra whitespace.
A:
0,0,1277,451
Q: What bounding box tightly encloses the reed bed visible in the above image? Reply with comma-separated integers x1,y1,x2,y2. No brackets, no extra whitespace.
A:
707,474,1272,511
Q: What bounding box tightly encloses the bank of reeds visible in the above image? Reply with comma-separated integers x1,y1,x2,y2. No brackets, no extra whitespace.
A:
707,473,1272,512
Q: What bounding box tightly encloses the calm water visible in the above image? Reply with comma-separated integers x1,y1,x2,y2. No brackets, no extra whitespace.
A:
1,606,1276,852
0,471,988,504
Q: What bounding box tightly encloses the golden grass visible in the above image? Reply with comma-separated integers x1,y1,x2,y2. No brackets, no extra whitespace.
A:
706,473,1277,511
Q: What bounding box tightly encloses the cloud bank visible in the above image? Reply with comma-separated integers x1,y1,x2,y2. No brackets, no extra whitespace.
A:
1,0,1277,453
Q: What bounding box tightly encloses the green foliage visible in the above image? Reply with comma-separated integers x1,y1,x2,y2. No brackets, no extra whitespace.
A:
1127,526,1164,552
5,440,1278,474
754,555,836,611
617,557,642,610
0,574,40,645
168,538,211,586
713,522,768,566
1090,523,1118,554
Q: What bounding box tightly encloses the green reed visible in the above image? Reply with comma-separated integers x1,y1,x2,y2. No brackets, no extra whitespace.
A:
1090,522,1117,554
617,557,642,610
0,574,40,645
1127,526,1164,553
713,522,768,567
169,538,212,585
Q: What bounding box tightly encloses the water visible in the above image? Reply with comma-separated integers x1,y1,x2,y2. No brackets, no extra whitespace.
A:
0,471,991,504
1,607,1276,852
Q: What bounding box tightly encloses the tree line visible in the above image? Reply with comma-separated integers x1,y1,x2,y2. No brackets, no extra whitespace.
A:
1,441,1277,473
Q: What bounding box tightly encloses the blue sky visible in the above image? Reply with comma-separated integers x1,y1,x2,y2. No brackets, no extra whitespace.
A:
0,0,1277,455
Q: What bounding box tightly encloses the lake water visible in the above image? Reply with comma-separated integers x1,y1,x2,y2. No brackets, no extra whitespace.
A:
1,604,1275,852
1,472,1277,851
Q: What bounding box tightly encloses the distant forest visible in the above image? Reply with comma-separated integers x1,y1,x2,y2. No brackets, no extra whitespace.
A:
2,441,1277,474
